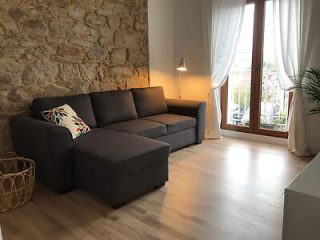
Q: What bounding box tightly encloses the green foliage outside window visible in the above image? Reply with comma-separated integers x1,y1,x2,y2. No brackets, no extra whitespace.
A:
301,68,320,115
232,89,251,111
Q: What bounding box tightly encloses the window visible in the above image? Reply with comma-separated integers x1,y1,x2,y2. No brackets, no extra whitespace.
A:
226,4,254,128
259,1,289,132
221,0,291,138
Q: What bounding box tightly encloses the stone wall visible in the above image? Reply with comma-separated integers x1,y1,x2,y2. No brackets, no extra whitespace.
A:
0,0,149,152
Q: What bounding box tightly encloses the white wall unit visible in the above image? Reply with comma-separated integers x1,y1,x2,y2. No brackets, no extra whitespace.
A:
148,0,210,101
283,153,320,240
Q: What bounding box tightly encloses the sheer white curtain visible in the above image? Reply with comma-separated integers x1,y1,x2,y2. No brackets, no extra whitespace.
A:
273,0,315,156
202,0,246,139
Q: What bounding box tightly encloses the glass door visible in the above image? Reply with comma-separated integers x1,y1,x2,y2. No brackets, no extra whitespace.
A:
259,0,289,132
221,0,290,138
226,3,255,128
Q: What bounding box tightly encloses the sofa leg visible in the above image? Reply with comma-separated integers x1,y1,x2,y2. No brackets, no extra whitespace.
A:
111,182,166,209
111,202,127,209
154,182,166,189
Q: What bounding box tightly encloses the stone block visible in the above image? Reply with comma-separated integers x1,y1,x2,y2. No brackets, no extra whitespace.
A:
80,63,98,81
111,66,134,77
87,45,110,62
22,59,58,85
44,84,69,97
128,49,147,65
97,3,129,16
20,17,48,37
108,15,121,29
68,7,86,20
59,64,80,81
72,22,98,42
8,7,25,22
0,24,5,35
57,44,83,59
85,13,107,27
111,48,127,65
0,72,12,85
115,31,143,49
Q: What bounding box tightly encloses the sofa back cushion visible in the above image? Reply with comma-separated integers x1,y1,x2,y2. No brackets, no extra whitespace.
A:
90,90,138,126
130,87,168,118
31,94,97,128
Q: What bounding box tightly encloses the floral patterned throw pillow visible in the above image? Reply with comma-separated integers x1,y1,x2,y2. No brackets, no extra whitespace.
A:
41,104,91,139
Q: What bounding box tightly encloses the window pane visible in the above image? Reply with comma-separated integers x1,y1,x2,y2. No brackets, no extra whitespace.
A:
227,4,255,127
260,1,289,132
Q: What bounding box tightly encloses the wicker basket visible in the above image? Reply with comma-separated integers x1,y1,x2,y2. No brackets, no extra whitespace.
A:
0,152,35,213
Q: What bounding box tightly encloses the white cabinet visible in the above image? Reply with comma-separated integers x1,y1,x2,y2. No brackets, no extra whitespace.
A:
283,153,320,240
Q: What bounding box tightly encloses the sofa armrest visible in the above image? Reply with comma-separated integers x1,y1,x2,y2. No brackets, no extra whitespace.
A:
166,99,206,143
10,113,74,193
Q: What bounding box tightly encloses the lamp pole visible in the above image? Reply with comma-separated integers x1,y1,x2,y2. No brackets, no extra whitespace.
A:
178,71,181,99
176,57,187,100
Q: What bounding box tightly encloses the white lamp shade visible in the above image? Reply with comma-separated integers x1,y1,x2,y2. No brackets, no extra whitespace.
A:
177,57,187,71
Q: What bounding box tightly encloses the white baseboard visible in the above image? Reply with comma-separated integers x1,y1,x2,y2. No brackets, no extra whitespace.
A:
221,129,288,146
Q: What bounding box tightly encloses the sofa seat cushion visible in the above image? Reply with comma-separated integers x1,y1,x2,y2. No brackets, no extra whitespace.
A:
103,119,167,139
73,129,170,177
143,114,196,134
90,90,138,126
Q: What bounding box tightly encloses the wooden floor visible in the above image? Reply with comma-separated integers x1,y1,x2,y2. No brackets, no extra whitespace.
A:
0,138,310,240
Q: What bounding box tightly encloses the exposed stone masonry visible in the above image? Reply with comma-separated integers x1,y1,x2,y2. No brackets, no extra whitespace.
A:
0,0,149,152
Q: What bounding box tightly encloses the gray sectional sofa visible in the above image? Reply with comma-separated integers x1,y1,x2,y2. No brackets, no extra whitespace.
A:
10,87,206,208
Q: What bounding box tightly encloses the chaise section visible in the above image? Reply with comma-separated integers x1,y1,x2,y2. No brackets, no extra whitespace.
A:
103,119,167,138
10,114,74,193
143,113,196,134
166,99,206,143
73,129,170,207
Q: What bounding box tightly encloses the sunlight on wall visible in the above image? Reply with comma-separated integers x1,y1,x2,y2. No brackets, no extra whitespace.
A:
178,75,211,102
150,70,179,99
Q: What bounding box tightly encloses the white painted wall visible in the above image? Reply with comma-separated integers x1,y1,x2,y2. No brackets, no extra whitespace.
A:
148,0,210,101
305,1,320,154
171,0,211,102
148,0,320,153
148,0,178,98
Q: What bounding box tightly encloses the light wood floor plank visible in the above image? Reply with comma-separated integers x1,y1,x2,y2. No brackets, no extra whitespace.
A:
0,138,310,240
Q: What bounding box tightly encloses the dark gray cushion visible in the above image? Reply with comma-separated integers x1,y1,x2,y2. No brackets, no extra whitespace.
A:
103,119,167,139
130,87,168,118
10,114,74,193
74,129,170,176
31,94,97,128
156,128,197,152
144,113,196,134
90,90,138,127
166,99,206,143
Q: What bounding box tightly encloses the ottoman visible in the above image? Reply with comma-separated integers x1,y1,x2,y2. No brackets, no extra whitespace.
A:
73,129,170,208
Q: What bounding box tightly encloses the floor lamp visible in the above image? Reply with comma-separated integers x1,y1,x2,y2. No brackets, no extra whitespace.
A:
176,57,188,99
